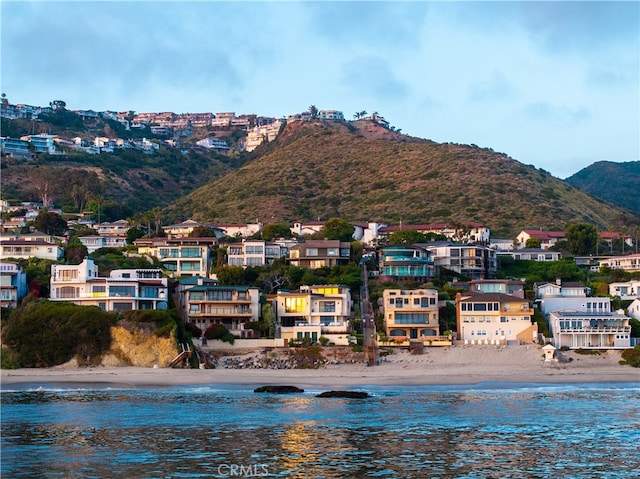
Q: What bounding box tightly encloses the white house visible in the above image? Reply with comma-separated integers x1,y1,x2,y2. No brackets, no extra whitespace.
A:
50,257,168,312
627,298,640,321
548,308,631,349
0,240,63,261
609,280,640,300
598,254,640,272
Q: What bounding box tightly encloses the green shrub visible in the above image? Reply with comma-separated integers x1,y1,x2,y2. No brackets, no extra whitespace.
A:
620,346,640,367
1,347,21,369
204,324,229,340
318,336,330,346
574,348,601,356
1,299,116,367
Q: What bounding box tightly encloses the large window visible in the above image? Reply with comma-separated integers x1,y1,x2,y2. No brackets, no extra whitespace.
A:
395,313,429,324
285,297,306,313
182,247,202,258
140,286,160,298
306,248,318,257
59,270,78,281
58,286,77,299
110,286,135,297
246,245,264,254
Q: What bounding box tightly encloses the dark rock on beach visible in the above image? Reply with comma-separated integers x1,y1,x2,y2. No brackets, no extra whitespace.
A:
316,390,370,398
254,385,305,394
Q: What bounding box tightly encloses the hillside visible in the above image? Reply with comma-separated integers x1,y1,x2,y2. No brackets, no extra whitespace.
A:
565,161,640,217
165,119,638,236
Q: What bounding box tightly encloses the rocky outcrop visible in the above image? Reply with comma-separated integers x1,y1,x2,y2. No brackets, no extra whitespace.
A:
316,391,370,399
104,325,179,368
254,385,304,394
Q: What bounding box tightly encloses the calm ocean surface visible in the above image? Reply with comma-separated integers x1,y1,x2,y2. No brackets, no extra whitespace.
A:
1,381,639,479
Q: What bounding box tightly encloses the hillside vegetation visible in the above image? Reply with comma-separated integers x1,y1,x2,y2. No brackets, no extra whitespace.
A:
565,161,640,217
165,120,637,236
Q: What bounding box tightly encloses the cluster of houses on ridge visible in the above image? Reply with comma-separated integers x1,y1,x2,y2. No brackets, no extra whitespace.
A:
1,100,351,158
1,214,638,351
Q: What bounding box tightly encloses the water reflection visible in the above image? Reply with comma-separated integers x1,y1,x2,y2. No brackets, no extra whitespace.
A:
2,386,639,478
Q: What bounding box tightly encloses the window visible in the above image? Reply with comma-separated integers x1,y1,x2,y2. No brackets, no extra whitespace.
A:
182,247,202,258
327,248,338,256
110,286,135,297
141,286,159,298
306,248,318,256
285,297,306,313
395,313,429,324
320,301,336,312
58,286,76,298
246,245,264,254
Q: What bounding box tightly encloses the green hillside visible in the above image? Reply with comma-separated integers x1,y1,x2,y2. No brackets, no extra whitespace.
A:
565,161,640,217
165,119,638,236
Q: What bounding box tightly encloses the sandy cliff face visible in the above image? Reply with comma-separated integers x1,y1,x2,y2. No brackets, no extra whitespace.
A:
103,325,179,368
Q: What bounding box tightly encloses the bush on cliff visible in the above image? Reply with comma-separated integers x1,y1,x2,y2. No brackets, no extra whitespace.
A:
1,298,117,368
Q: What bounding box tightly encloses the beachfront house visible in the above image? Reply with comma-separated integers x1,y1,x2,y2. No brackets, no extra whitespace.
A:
50,257,168,311
455,291,538,345
547,309,631,349
274,285,352,345
382,289,440,340
177,276,260,336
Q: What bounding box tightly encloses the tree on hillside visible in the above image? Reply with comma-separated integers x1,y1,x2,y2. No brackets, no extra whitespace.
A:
261,223,292,241
525,237,542,249
566,223,598,256
388,230,428,245
308,105,318,118
64,236,88,264
317,217,355,242
34,210,67,236
29,168,57,207
1,93,8,106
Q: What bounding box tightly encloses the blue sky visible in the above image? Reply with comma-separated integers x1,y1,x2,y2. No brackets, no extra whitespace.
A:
2,1,638,178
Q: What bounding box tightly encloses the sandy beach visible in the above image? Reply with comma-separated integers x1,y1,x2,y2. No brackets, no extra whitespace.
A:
1,345,638,389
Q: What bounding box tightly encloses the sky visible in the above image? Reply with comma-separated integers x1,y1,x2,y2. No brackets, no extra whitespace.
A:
1,0,639,179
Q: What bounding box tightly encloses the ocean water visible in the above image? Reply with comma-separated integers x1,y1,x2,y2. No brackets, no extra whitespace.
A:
1,382,639,479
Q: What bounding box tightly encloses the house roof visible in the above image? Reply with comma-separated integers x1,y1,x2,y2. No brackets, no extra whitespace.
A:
458,291,527,302
520,230,565,240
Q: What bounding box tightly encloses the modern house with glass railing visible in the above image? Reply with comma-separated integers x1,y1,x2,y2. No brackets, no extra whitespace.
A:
274,285,352,345
50,257,168,312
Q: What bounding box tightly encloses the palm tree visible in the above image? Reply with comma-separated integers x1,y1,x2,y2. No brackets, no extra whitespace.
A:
308,105,318,118
152,207,163,237
353,112,361,120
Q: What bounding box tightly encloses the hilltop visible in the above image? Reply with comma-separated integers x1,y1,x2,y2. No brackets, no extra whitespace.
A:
164,119,637,236
565,161,640,217
2,111,638,236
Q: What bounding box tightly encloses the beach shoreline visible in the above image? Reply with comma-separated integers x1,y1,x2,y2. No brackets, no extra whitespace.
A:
2,345,638,389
